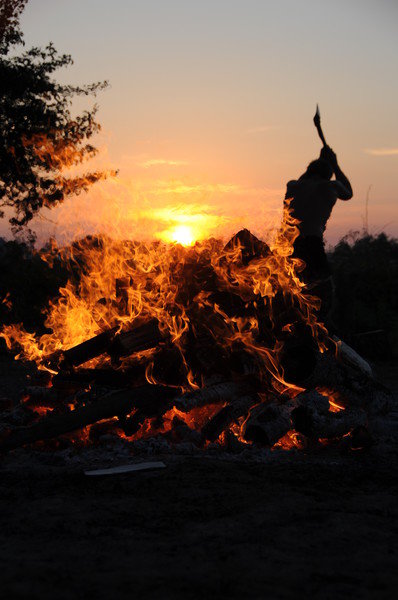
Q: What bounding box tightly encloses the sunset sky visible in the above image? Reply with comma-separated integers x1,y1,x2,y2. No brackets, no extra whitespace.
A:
7,0,398,246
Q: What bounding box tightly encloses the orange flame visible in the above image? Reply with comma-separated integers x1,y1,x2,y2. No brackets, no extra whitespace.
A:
1,201,332,442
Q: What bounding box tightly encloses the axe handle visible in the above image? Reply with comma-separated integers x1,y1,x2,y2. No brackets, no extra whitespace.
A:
315,122,327,147
313,106,327,147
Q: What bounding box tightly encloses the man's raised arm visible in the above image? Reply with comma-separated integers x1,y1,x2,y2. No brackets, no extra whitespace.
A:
333,164,353,200
321,146,353,200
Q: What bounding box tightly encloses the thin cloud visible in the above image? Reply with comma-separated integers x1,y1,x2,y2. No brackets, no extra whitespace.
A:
138,158,189,168
151,181,240,195
148,180,284,201
364,148,398,156
140,203,229,226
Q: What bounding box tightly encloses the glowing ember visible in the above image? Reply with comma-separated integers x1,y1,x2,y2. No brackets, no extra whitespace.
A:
317,386,346,412
274,430,308,450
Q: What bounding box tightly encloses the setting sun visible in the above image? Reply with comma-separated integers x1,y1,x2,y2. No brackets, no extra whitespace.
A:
151,204,225,247
170,224,195,246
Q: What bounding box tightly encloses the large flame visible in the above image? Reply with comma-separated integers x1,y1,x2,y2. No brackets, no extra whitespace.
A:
1,200,332,446
1,202,325,376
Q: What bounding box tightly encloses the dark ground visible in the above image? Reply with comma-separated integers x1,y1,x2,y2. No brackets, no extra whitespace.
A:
0,358,397,600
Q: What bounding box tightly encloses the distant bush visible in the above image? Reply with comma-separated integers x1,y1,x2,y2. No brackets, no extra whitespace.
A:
0,237,67,333
329,232,398,358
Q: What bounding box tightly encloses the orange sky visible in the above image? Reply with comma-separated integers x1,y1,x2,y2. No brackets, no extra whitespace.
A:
3,0,398,247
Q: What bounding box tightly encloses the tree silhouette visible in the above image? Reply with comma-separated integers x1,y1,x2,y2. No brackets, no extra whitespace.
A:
0,0,114,239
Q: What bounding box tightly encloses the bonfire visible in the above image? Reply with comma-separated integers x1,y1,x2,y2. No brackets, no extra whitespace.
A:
0,206,390,454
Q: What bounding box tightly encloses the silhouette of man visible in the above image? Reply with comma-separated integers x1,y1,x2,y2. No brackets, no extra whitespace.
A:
284,146,352,319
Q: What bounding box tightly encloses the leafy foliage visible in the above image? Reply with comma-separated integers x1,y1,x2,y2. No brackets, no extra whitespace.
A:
0,236,68,333
0,0,113,238
330,232,398,358
0,0,26,53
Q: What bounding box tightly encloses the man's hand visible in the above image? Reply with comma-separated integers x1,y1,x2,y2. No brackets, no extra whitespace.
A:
320,145,338,169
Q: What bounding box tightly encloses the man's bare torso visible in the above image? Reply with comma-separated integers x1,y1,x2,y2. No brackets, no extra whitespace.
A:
285,177,350,238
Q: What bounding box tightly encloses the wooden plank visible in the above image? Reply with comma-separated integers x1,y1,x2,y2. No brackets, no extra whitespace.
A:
84,461,166,476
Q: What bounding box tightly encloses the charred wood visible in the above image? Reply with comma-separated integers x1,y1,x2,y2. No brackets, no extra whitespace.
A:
52,364,146,389
224,229,271,265
340,425,374,451
54,319,164,370
332,336,373,379
150,346,186,386
165,416,202,446
0,385,176,453
174,381,253,413
110,318,164,359
278,322,319,384
116,383,183,436
290,390,367,439
62,327,118,367
22,386,58,405
201,394,260,442
220,430,246,453
292,409,366,440
303,353,392,414
21,385,81,409
117,409,149,437
29,370,53,387
242,401,292,447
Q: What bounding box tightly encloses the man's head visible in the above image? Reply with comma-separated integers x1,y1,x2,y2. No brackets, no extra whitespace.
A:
304,158,333,180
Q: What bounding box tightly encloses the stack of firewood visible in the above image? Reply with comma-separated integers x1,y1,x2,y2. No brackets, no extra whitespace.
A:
0,231,391,454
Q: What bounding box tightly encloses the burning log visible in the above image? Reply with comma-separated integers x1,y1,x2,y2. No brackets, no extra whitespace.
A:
52,364,147,388
21,384,83,409
54,318,164,369
201,394,260,442
173,381,252,412
110,318,164,359
332,336,373,379
242,401,292,446
167,416,202,445
241,389,369,446
62,327,118,367
22,386,57,404
116,410,149,436
150,346,186,386
29,370,53,387
118,380,258,437
278,322,319,384
116,382,183,436
340,425,374,451
0,385,176,453
304,353,392,415
291,391,367,439
224,229,271,265
305,407,367,439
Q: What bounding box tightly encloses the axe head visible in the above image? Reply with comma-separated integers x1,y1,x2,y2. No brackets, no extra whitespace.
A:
313,104,321,127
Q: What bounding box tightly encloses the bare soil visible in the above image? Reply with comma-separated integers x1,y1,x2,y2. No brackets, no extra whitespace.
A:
0,357,397,600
